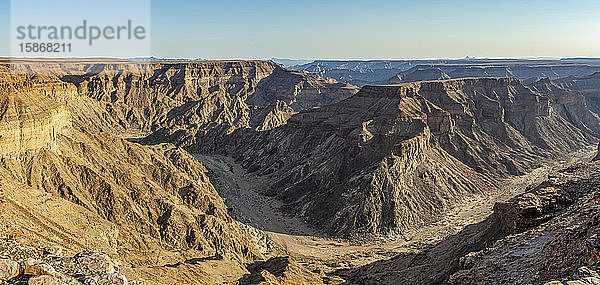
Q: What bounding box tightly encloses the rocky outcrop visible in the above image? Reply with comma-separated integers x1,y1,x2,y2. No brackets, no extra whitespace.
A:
545,267,600,285
349,160,600,285
493,182,574,234
0,247,132,285
449,161,600,284
0,129,268,263
239,257,325,285
344,213,503,285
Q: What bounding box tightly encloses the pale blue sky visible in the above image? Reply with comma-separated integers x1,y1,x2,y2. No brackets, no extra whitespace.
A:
1,0,599,59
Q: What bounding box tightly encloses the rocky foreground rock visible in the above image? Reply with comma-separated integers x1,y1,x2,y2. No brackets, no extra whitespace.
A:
449,161,600,284
0,225,131,285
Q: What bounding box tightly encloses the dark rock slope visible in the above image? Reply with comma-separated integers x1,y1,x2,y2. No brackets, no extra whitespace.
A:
203,78,598,238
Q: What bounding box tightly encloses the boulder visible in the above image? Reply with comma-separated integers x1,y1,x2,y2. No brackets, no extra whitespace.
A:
0,258,20,281
49,250,115,277
493,185,573,234
81,273,128,285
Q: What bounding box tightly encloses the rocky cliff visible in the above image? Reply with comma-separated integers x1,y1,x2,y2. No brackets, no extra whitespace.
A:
0,68,74,155
557,72,600,117
3,59,600,284
3,60,357,138
530,78,600,137
346,156,600,285
0,61,279,284
0,59,362,284
58,61,357,136
197,78,597,238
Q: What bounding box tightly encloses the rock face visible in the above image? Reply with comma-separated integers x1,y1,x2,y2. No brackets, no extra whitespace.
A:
0,70,74,156
0,258,20,282
3,60,357,139
544,266,600,285
3,58,600,284
530,78,600,137
449,161,600,284
203,78,598,238
493,183,574,234
344,217,502,285
557,72,600,117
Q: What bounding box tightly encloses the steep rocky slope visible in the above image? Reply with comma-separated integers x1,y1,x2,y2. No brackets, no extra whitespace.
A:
59,60,356,136
344,152,599,285
0,59,361,284
3,59,600,284
448,160,600,284
0,62,273,284
529,78,600,137
195,78,597,238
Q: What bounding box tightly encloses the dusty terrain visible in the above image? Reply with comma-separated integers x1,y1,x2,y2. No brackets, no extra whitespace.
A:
194,146,596,283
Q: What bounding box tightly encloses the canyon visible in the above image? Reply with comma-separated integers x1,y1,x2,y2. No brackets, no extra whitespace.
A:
0,58,599,284
293,59,600,87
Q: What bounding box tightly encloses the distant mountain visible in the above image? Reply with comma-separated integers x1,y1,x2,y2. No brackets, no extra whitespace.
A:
293,59,600,87
269,58,314,67
561,58,600,62
128,56,207,62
